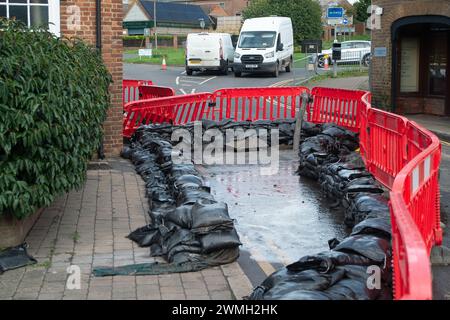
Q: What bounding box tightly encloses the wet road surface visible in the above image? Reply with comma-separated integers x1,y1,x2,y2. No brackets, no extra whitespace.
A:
197,150,349,285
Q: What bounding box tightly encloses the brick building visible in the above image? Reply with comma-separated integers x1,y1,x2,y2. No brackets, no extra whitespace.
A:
163,0,250,16
370,0,450,116
1,1,124,156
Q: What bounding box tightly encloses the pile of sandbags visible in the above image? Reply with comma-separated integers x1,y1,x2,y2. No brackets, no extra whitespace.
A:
249,215,392,300
318,155,385,211
122,130,242,273
297,123,359,180
128,119,298,149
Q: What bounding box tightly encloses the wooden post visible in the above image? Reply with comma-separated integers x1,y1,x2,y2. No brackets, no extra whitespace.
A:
173,35,178,49
293,92,311,154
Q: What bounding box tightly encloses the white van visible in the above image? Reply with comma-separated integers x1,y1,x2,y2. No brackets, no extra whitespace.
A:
233,17,294,77
185,33,235,75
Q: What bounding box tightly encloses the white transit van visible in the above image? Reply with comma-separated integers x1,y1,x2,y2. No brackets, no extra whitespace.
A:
233,17,294,77
185,33,235,75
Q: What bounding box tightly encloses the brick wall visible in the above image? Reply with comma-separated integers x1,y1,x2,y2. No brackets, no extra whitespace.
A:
370,0,450,115
60,1,123,157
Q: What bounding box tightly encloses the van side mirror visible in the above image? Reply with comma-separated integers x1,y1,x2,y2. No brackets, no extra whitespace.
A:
277,43,284,52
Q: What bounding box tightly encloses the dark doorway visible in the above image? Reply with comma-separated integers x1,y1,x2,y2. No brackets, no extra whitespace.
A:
392,16,450,116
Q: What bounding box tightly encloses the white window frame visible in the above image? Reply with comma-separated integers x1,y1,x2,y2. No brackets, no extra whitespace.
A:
0,0,60,36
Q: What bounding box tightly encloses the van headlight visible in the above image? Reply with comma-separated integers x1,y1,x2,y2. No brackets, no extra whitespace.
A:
264,51,275,59
234,52,241,59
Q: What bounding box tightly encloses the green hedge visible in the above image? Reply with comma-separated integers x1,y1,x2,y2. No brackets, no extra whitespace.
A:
123,35,187,41
0,19,112,219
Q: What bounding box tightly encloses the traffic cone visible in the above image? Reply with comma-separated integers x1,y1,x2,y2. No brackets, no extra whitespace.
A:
161,56,167,71
324,55,329,70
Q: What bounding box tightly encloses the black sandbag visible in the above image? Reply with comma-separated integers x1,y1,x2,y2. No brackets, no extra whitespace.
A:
200,229,242,254
177,187,216,206
165,228,201,254
121,145,133,159
351,217,392,239
173,175,204,190
165,205,193,229
286,250,374,273
0,244,37,273
127,225,161,247
333,234,390,263
251,268,345,300
191,201,234,234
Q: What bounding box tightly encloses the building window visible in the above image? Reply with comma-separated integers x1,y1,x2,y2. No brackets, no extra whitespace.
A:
428,31,447,96
0,0,60,36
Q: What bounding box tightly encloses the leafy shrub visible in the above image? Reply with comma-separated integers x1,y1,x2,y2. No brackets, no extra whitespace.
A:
123,35,186,41
0,19,112,219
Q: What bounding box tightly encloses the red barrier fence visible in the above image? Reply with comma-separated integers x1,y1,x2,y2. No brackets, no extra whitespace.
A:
123,79,154,105
307,87,367,133
308,87,441,300
123,87,309,138
122,85,442,300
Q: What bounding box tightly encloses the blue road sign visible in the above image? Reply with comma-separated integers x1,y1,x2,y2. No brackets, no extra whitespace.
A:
327,7,344,19
343,17,348,25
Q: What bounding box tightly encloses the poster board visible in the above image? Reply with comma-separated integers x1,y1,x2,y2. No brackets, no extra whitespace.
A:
400,38,420,93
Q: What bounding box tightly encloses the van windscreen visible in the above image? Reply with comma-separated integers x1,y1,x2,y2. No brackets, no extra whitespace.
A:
238,31,276,49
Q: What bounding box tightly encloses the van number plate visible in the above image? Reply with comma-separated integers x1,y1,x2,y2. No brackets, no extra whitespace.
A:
245,64,258,68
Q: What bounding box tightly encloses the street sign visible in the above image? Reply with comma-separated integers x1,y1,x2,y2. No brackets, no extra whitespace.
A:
139,49,153,58
327,7,344,19
343,17,348,25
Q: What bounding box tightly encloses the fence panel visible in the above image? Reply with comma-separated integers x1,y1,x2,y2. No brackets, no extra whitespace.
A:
307,87,367,132
123,93,212,138
138,85,175,100
365,108,409,189
122,79,154,105
213,87,309,122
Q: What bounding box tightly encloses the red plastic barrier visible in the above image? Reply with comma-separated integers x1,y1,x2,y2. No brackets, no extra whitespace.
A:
123,87,310,138
138,85,175,101
307,87,367,133
389,123,441,299
123,93,212,138
356,100,441,300
213,87,309,122
122,79,154,105
358,92,371,164
365,108,409,189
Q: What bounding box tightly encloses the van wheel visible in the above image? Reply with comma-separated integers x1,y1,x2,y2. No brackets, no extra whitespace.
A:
272,63,279,77
286,58,293,73
362,54,371,67
234,71,242,78
186,68,193,76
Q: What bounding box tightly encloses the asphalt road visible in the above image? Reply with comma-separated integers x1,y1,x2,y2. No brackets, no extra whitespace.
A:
124,63,311,94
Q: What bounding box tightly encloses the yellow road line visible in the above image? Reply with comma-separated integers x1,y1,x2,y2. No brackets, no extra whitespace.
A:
442,140,450,147
241,235,277,276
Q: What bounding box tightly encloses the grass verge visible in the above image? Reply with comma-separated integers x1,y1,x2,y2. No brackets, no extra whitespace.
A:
124,47,186,66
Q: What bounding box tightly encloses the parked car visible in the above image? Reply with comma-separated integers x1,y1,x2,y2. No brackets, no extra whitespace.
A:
317,41,372,68
233,17,294,78
185,33,235,75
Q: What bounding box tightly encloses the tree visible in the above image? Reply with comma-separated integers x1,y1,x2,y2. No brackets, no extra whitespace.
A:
242,0,323,44
354,0,371,23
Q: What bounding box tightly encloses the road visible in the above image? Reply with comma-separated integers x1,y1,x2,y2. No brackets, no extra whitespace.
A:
124,63,311,94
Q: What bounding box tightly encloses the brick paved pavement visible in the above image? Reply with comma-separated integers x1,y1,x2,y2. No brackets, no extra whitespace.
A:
0,158,253,300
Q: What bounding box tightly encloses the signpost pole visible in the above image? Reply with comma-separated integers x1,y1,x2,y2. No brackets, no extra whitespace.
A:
154,0,158,50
